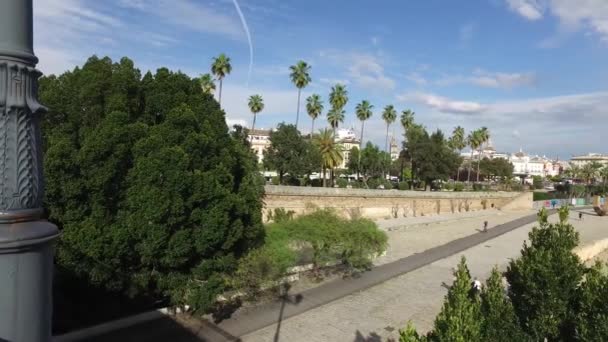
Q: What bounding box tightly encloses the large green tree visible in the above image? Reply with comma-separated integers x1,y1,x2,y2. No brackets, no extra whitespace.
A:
410,129,461,190
433,257,482,341
264,123,317,184
289,61,312,130
481,268,528,341
505,207,585,341
40,56,263,313
211,53,232,106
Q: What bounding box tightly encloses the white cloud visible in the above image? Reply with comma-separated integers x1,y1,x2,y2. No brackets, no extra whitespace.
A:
405,72,428,86
347,55,395,91
506,0,545,20
319,78,351,86
469,69,536,89
506,0,608,42
435,69,536,89
118,0,244,40
318,50,395,91
397,90,607,156
398,92,486,114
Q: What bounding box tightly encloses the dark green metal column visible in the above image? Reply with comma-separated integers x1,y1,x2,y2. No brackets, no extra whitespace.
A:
0,1,59,341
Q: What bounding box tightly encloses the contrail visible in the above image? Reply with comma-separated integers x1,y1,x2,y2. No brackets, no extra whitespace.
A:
231,0,253,87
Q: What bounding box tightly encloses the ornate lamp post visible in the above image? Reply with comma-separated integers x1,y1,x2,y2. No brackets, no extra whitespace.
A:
0,1,59,341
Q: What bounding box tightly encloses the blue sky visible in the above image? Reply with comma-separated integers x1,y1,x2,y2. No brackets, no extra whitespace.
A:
34,0,607,158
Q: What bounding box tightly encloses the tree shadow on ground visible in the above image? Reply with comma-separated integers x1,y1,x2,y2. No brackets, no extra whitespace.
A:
354,330,396,342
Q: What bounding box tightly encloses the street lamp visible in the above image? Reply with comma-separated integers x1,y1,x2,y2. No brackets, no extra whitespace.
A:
0,1,59,341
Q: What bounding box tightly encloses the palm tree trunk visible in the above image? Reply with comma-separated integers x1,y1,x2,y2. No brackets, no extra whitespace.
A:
296,89,301,130
467,150,474,183
311,119,315,139
476,148,482,182
250,113,257,142
359,120,365,181
385,124,390,153
456,150,461,182
218,79,223,107
322,166,326,188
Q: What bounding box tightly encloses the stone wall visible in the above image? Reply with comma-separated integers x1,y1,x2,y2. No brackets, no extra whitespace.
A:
263,186,532,222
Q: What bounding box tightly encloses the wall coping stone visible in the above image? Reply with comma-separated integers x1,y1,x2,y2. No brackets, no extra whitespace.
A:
265,185,523,199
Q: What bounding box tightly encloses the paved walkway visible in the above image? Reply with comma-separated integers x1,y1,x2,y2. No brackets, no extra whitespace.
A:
64,208,608,342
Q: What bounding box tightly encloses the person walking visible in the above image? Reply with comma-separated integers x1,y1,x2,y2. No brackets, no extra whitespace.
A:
579,212,583,220
483,220,488,232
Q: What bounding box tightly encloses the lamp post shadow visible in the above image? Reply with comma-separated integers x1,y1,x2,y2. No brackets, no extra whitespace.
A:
273,283,303,342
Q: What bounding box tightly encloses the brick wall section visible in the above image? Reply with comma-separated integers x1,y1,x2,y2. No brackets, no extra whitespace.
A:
263,186,531,222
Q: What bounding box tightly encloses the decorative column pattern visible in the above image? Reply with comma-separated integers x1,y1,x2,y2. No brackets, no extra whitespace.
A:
0,61,44,213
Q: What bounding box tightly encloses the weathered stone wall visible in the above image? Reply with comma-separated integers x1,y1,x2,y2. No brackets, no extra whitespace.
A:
263,186,532,222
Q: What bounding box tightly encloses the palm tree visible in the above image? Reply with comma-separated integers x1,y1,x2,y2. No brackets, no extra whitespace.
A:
382,105,397,153
329,84,348,111
199,73,216,95
581,162,603,185
327,108,345,133
400,109,415,132
449,126,466,181
466,130,481,183
289,61,312,130
211,53,232,106
306,94,323,137
355,100,373,148
248,94,264,137
600,166,608,191
565,164,582,182
314,128,344,187
476,127,490,182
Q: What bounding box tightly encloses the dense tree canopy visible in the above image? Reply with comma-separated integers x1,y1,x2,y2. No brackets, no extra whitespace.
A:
263,123,319,184
40,56,264,312
408,129,461,189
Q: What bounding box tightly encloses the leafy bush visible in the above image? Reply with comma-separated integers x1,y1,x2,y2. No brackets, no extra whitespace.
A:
443,182,454,191
336,178,348,188
310,178,323,187
533,191,551,201
472,183,484,191
233,227,296,299
271,176,280,185
398,181,410,191
267,208,295,223
532,175,543,189
453,182,464,192
339,218,388,270
269,209,388,272
510,182,524,191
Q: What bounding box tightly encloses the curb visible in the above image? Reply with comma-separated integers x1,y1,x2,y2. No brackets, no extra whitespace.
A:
53,308,171,342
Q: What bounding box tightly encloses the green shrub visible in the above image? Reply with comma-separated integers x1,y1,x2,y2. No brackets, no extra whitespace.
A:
532,175,543,190
443,182,454,191
340,218,388,270
533,192,551,201
269,209,387,272
336,178,348,188
453,182,464,192
310,178,323,187
268,208,295,223
473,183,484,191
398,181,410,190
271,176,280,185
233,227,296,299
511,182,523,191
